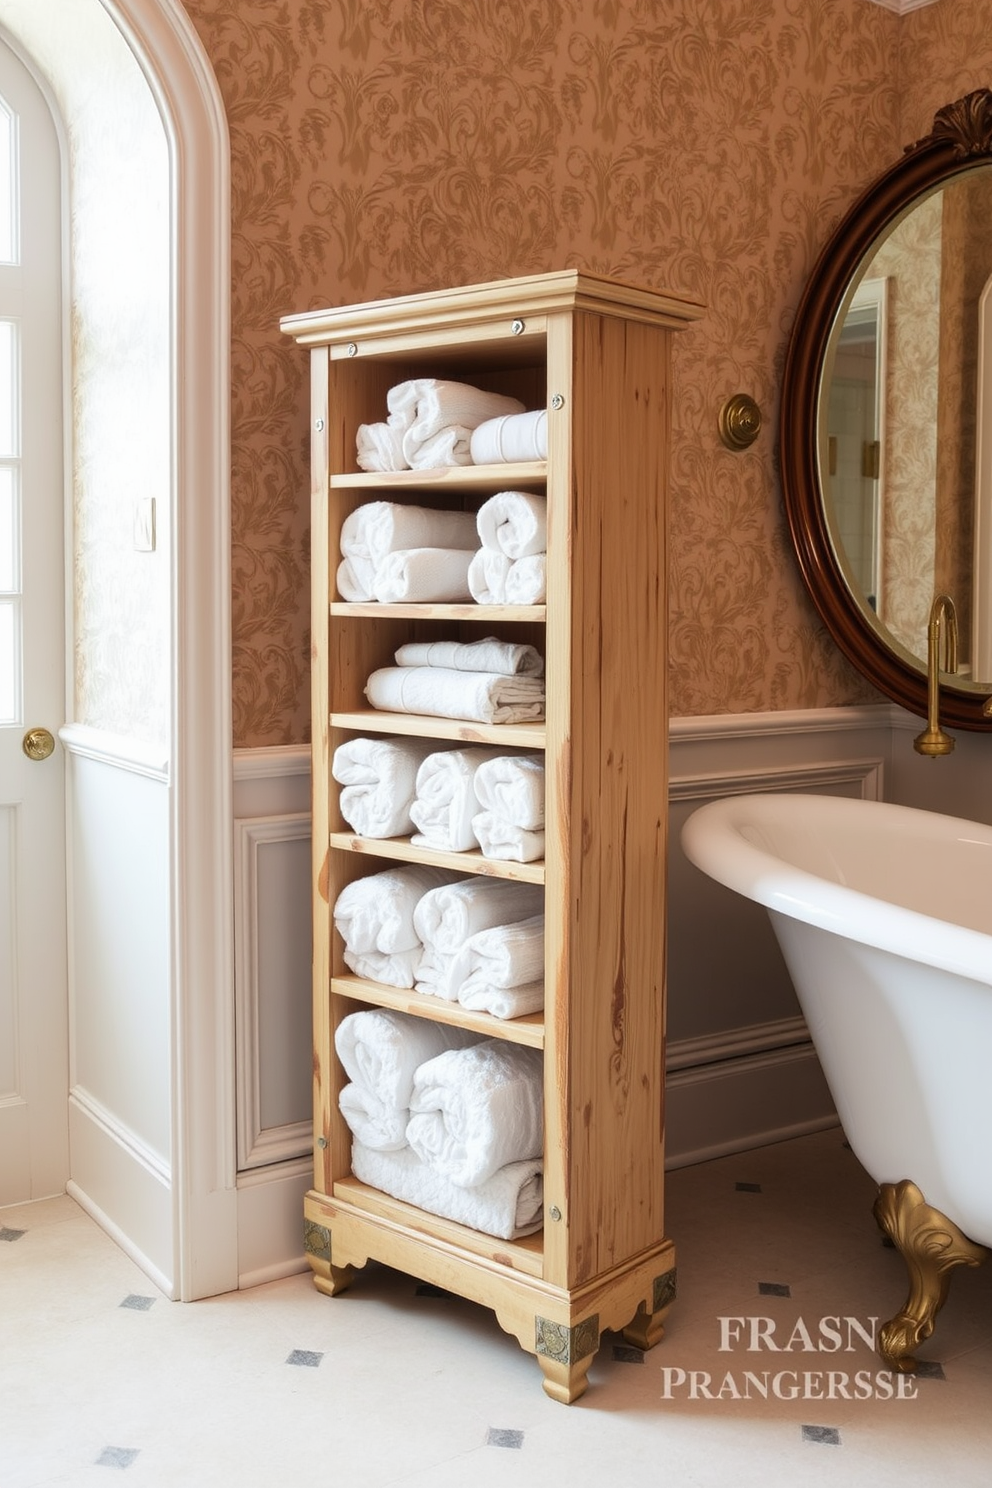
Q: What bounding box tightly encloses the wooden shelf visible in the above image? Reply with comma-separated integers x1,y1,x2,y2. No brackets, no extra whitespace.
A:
330,1177,545,1277
329,601,546,623
329,460,546,492
331,974,545,1049
329,831,545,884
330,709,546,749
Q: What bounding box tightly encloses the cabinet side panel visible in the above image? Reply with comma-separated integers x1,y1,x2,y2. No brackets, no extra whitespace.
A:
310,346,335,1195
564,311,670,1284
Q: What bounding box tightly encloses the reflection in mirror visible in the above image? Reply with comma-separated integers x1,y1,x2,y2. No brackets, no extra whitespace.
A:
819,168,992,677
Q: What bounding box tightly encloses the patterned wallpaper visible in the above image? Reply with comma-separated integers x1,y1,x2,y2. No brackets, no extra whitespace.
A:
182,0,989,747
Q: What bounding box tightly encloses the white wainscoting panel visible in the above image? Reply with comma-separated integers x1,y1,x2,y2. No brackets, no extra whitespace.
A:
233,746,312,1285
665,705,895,1166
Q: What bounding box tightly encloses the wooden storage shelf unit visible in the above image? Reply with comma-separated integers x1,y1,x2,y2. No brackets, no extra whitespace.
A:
282,269,702,1403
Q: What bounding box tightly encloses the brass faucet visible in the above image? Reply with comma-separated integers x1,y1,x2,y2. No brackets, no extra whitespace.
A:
913,593,958,757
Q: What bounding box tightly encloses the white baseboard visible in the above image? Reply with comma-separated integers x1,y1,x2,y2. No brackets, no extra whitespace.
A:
68,1088,175,1296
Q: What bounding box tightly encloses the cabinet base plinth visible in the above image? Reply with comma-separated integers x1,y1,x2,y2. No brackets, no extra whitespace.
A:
304,1189,675,1402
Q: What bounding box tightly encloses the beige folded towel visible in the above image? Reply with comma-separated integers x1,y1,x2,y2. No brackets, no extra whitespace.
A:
364,666,545,725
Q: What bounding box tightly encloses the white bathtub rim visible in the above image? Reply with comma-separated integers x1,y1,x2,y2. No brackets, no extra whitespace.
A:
681,792,992,988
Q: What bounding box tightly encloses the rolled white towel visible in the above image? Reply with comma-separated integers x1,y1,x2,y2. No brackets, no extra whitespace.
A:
414,875,544,954
340,501,478,569
457,916,545,1018
505,553,547,604
339,1082,410,1150
394,637,544,677
351,1140,543,1239
391,379,525,469
365,666,545,726
476,491,548,560
467,548,511,604
336,554,377,602
457,978,545,1020
410,747,503,853
332,735,442,838
473,753,545,829
335,1008,481,1115
333,864,462,956
371,547,474,604
355,419,408,474
469,409,548,465
412,943,463,1001
471,813,546,864
341,945,422,990
467,549,547,605
406,1038,544,1187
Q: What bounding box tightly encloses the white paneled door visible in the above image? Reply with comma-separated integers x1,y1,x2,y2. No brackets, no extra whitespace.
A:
0,40,67,1203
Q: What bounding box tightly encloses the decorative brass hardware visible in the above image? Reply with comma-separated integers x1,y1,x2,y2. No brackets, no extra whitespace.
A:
535,1314,599,1365
913,594,958,756
22,727,55,761
718,392,762,450
873,1179,987,1371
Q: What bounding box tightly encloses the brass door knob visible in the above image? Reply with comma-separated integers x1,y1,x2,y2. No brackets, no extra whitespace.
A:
22,727,56,761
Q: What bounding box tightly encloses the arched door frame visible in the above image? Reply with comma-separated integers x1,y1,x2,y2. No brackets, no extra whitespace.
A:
100,0,235,1299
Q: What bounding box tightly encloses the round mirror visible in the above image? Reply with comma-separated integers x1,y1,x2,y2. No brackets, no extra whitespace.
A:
781,89,992,730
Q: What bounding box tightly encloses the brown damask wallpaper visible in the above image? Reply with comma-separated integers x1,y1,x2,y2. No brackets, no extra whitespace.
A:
180,0,988,748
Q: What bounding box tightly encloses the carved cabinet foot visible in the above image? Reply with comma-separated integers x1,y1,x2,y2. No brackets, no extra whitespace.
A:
621,1268,677,1352
534,1314,599,1404
537,1351,595,1404
304,1219,358,1298
873,1179,987,1371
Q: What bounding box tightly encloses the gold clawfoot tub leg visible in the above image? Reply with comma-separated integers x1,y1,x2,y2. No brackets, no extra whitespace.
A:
873,1179,988,1371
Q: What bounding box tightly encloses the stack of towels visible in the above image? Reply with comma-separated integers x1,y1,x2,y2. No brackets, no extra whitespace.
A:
413,875,545,1017
333,866,546,1018
332,726,545,863
364,634,545,726
468,490,547,605
356,379,527,473
336,1007,544,1239
337,501,479,604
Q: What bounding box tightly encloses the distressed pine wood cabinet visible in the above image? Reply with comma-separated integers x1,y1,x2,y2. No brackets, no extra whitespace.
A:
281,270,701,1402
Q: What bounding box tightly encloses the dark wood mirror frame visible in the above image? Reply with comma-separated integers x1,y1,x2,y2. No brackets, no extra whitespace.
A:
780,88,992,730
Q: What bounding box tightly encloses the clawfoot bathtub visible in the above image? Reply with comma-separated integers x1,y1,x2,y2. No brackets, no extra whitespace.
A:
681,792,991,1371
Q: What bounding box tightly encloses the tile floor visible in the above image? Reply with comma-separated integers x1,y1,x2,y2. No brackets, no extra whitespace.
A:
4,1127,992,1487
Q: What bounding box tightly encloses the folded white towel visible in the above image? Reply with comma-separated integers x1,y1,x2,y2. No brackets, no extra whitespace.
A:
473,753,545,829
388,380,525,469
332,735,442,838
394,637,544,677
461,915,545,990
457,916,545,1018
341,501,478,569
407,1038,544,1187
335,1009,481,1149
413,875,544,954
476,491,548,560
410,748,503,853
457,978,545,1020
471,813,546,864
355,419,408,473
467,549,547,605
351,1140,543,1239
412,943,463,1001
365,666,545,725
335,1008,480,1105
371,547,474,604
341,945,422,990
334,864,462,956
469,409,548,465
